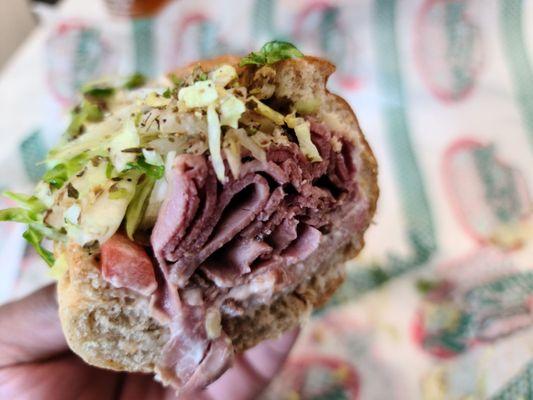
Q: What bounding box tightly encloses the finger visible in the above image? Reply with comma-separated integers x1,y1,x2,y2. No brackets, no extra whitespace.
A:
0,354,119,400
240,328,300,381
0,284,67,367
205,328,299,400
119,373,178,400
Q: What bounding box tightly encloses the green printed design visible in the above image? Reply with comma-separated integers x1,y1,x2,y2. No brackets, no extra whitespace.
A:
491,361,532,399
472,145,522,223
19,130,47,183
444,2,478,97
73,29,103,90
253,0,277,40
465,272,533,313
199,21,218,58
373,0,436,265
369,2,435,268
319,6,346,69
501,0,533,148
132,18,155,76
311,386,349,400
323,0,436,307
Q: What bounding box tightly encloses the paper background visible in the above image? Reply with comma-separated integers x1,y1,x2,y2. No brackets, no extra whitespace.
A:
0,0,531,398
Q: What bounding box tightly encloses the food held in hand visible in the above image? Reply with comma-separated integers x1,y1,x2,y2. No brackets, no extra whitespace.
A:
0,41,378,396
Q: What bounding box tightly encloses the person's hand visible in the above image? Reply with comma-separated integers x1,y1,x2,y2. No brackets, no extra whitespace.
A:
0,284,298,400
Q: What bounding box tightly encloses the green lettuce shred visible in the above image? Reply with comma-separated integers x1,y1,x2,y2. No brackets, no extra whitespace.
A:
82,84,115,99
123,73,146,90
3,192,46,213
22,227,55,266
67,100,103,138
42,153,89,189
125,175,155,240
0,208,39,224
240,40,304,66
126,156,164,179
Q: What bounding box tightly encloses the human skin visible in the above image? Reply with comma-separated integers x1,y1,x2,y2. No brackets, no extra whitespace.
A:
0,284,298,400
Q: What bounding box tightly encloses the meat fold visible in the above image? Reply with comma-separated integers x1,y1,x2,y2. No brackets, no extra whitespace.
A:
103,119,367,395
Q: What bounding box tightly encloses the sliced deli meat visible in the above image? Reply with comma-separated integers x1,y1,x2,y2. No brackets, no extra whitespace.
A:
142,118,370,394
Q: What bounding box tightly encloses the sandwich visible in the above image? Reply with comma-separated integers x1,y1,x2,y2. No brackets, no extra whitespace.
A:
0,41,378,395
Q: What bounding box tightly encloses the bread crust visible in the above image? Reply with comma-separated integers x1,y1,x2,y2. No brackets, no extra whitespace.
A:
57,54,378,376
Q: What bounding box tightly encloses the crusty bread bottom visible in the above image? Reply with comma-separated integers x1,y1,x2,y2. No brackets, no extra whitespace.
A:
57,236,360,374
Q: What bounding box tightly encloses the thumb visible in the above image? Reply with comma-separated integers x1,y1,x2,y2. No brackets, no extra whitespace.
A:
0,284,67,367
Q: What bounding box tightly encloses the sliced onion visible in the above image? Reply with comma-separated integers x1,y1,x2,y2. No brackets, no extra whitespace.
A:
149,136,188,155
142,148,164,166
251,97,285,125
230,128,266,162
207,105,226,182
223,134,241,179
294,121,322,163
64,204,81,225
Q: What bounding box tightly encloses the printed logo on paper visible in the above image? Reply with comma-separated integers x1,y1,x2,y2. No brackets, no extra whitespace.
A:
19,130,47,183
265,311,398,399
443,138,532,249
167,14,240,70
293,1,362,91
46,21,116,106
266,355,360,400
412,249,533,358
415,0,484,102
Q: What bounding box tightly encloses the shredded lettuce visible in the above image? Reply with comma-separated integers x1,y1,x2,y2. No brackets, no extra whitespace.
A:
123,73,146,89
240,41,303,66
67,101,104,138
48,116,119,163
105,162,115,179
0,208,39,224
42,153,89,189
3,192,46,213
142,148,164,166
109,187,131,199
144,92,171,108
109,119,140,171
126,155,165,179
0,194,63,234
82,83,115,99
168,73,184,87
22,227,55,266
125,175,155,240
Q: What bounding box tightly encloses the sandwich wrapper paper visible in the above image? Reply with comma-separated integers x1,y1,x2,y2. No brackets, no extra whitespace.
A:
0,0,532,398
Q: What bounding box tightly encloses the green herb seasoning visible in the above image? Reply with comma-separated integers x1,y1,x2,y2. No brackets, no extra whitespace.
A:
240,40,304,66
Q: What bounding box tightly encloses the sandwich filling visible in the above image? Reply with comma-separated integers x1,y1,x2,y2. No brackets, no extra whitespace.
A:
0,42,373,395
